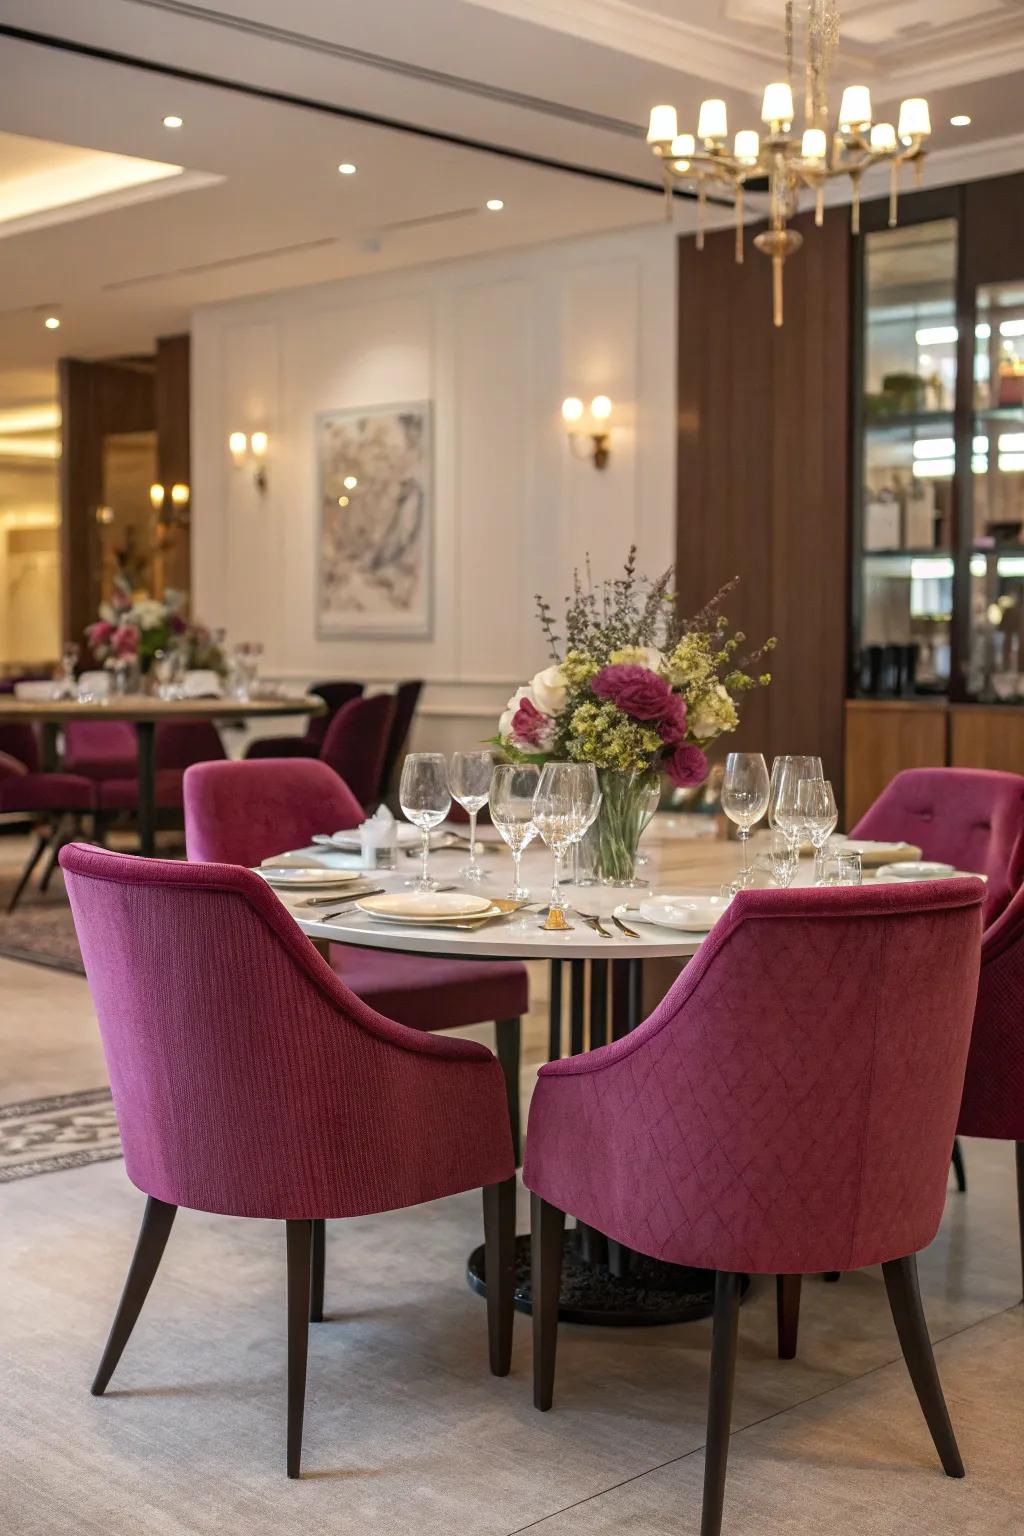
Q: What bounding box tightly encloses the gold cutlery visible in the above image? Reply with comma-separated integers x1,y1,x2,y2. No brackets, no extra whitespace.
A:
299,887,384,907
611,913,641,939
572,908,614,938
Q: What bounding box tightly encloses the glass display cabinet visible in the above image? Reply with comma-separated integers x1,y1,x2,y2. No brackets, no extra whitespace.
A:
851,186,1024,706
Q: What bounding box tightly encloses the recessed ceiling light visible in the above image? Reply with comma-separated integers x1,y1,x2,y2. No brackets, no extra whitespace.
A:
343,474,358,490
162,115,183,129
43,315,60,330
486,198,504,211
337,162,357,175
950,114,971,127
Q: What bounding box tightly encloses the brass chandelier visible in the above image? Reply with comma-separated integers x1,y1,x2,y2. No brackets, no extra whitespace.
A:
646,0,931,325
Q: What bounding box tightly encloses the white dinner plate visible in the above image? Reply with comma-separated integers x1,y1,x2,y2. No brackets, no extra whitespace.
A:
874,860,957,881
632,893,732,932
356,891,494,922
256,867,362,889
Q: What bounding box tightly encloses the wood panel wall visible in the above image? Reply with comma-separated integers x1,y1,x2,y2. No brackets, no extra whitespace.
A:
676,209,850,792
155,333,192,600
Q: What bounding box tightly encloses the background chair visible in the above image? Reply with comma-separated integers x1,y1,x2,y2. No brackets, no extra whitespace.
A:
379,680,423,801
183,758,528,1158
60,841,515,1478
246,680,364,759
524,881,983,1536
319,693,396,811
96,719,226,825
0,722,96,910
958,879,1024,1299
63,720,137,781
850,767,1024,925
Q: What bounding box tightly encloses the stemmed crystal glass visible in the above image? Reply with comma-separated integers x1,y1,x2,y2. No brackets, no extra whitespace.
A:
768,756,822,834
798,778,839,881
489,763,540,900
58,642,79,698
533,763,600,913
450,750,493,884
399,753,452,892
722,751,770,890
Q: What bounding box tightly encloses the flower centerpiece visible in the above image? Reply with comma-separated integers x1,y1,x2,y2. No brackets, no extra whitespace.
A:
495,550,774,883
85,576,226,679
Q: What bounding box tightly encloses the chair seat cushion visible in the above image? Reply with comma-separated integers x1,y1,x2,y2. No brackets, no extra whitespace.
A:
97,771,185,811
330,945,528,1031
0,772,96,812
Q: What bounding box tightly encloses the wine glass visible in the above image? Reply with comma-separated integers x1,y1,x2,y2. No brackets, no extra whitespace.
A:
399,753,452,892
533,763,592,913
58,641,79,698
567,763,602,865
768,756,822,834
450,749,493,884
489,763,540,900
798,778,839,882
764,829,799,888
722,751,770,889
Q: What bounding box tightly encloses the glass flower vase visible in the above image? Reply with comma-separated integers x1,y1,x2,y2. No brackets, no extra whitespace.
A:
595,767,660,885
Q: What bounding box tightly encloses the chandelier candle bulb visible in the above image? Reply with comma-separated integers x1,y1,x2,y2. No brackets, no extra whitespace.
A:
697,98,728,142
734,130,759,164
647,104,678,144
839,85,872,131
761,81,794,129
801,128,827,161
898,98,931,140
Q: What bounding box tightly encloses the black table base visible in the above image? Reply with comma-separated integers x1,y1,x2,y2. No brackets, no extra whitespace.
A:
467,1229,749,1326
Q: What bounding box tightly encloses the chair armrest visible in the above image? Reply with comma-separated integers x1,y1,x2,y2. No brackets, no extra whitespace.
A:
0,750,29,780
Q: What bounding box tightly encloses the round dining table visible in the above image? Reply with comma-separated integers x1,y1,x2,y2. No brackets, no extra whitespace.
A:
279,822,742,1327
0,693,324,856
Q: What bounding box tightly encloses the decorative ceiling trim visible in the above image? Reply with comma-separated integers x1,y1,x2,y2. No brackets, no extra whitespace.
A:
0,168,222,240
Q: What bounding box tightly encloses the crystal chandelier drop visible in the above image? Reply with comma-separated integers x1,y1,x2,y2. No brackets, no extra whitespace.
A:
646,0,931,325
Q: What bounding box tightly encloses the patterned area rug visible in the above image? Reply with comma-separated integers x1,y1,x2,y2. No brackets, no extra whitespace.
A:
0,1088,121,1182
0,874,84,974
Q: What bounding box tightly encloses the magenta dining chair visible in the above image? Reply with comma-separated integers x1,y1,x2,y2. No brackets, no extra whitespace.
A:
63,720,137,781
319,693,396,810
0,722,96,911
59,842,516,1478
95,719,227,820
850,767,1024,925
247,680,364,759
958,879,1024,1297
525,880,984,1536
183,758,529,1159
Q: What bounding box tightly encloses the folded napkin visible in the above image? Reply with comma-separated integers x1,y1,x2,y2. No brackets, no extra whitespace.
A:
837,841,922,868
182,670,223,698
13,681,59,701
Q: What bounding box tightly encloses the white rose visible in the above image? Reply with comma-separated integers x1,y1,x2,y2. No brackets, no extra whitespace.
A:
132,599,167,632
609,646,666,672
530,664,568,717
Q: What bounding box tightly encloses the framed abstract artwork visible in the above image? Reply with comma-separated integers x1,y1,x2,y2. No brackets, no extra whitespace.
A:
315,401,432,638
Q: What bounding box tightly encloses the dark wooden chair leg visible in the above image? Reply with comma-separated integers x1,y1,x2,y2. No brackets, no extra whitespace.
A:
7,830,49,913
309,1219,326,1323
951,1137,967,1192
531,1193,565,1411
495,1018,522,1165
38,816,69,892
607,1239,629,1280
483,1177,516,1376
701,1272,742,1536
286,1219,313,1478
92,1196,177,1395
776,1273,802,1360
882,1254,964,1478
1016,1142,1024,1304
824,1271,841,1282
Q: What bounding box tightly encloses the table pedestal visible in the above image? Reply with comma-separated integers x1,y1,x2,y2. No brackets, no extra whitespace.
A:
469,954,749,1327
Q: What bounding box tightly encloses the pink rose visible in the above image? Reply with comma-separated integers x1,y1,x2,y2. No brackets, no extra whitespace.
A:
592,663,673,721
111,624,139,658
169,613,187,635
665,744,708,789
657,693,687,746
86,620,114,647
510,696,556,752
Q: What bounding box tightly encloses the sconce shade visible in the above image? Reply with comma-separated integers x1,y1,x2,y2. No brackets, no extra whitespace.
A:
228,431,247,458
760,82,794,126
647,105,678,144
898,98,931,138
870,122,897,151
170,483,190,506
590,395,613,422
149,482,165,510
561,396,584,423
801,128,827,161
697,99,728,141
250,430,269,458
839,85,872,130
734,129,759,163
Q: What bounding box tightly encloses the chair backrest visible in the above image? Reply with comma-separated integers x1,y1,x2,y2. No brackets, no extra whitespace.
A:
958,879,1024,1142
850,767,1024,924
0,722,39,773
155,720,227,772
183,757,363,866
379,680,423,796
530,880,983,1274
63,721,137,780
304,680,364,747
59,842,505,1219
319,693,396,809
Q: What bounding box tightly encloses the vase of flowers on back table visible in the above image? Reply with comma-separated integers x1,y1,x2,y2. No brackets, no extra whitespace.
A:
495,550,774,884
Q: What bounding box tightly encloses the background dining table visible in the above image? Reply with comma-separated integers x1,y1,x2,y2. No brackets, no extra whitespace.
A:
275,820,903,1326
0,693,324,855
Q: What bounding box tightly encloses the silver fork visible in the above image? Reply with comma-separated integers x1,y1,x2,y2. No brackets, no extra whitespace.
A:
572,908,614,938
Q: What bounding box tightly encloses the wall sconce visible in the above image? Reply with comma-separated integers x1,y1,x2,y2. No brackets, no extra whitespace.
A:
562,395,613,469
149,482,191,525
228,430,269,493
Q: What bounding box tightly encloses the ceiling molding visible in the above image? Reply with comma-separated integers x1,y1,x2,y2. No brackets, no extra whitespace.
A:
0,168,223,241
